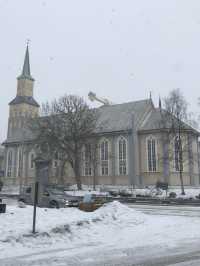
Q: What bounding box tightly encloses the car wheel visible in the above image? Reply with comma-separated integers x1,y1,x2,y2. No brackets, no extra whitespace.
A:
49,201,59,209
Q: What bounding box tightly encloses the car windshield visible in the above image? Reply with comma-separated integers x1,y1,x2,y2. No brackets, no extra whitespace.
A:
48,189,65,195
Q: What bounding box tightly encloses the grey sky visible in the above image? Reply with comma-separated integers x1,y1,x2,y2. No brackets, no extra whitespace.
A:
1,0,200,142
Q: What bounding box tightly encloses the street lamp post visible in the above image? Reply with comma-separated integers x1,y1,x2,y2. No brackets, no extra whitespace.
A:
32,155,50,234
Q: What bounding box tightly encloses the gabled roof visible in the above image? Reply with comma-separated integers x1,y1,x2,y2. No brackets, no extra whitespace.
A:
140,108,199,135
6,97,198,145
4,98,153,144
9,96,40,107
95,99,153,133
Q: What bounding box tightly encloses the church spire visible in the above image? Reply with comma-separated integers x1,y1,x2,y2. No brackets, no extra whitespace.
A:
18,43,34,81
15,43,37,99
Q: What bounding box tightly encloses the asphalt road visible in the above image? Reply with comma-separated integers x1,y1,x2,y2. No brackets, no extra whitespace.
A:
1,243,200,266
127,203,200,217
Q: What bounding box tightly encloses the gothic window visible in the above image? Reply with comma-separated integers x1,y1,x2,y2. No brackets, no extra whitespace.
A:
83,144,92,176
100,139,109,176
174,136,183,171
53,151,59,168
29,152,35,169
147,137,157,172
7,150,13,177
118,137,127,175
17,148,23,177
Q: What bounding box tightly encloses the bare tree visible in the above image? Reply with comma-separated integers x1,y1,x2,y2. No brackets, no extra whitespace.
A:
161,89,190,195
82,138,100,190
29,94,98,190
90,140,100,191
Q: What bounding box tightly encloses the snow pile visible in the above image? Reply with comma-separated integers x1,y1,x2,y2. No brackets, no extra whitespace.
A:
96,201,145,223
0,201,145,247
0,184,20,195
1,201,200,260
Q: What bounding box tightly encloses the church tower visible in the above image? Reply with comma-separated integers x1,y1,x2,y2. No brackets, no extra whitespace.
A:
7,45,40,140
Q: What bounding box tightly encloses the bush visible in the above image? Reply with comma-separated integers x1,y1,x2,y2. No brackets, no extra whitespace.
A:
109,190,119,197
119,190,132,197
195,194,200,199
169,192,177,198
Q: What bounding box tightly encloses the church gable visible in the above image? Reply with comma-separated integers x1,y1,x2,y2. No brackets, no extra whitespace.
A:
95,99,154,134
139,108,200,136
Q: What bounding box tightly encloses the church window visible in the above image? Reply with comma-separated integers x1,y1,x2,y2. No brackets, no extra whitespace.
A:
100,139,109,176
29,152,35,169
7,150,13,177
17,148,23,177
118,137,127,175
83,144,92,176
53,151,59,168
147,137,157,172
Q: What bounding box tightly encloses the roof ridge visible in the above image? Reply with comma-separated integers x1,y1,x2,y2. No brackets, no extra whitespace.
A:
99,98,151,108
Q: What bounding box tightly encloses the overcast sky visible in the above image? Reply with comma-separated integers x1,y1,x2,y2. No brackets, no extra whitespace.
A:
1,0,200,142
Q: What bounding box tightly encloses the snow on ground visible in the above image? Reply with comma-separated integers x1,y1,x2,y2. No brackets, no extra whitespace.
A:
1,201,200,262
66,184,200,199
0,185,20,195
0,201,145,259
2,184,200,199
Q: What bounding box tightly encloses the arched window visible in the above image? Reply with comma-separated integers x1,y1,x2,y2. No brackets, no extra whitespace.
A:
118,137,127,175
174,136,183,171
147,137,157,172
7,150,13,177
100,139,109,176
53,151,59,168
29,152,35,169
17,148,23,177
83,144,92,176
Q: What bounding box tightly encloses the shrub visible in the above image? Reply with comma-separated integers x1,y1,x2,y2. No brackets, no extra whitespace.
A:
169,192,177,198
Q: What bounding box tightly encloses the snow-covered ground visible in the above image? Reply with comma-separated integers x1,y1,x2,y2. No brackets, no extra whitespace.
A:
1,201,200,265
2,184,200,199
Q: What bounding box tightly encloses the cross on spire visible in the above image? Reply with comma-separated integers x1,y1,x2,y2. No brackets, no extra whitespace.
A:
18,41,34,81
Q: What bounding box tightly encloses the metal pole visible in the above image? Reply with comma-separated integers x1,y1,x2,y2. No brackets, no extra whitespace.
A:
32,181,39,234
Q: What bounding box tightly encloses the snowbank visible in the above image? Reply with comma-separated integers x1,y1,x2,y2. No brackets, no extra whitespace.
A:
0,202,145,249
1,201,200,260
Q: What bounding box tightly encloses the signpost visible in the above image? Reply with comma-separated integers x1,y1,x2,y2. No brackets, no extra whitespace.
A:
32,180,38,234
32,155,50,234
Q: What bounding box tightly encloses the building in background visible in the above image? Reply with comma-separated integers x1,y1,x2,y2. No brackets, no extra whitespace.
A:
2,46,200,187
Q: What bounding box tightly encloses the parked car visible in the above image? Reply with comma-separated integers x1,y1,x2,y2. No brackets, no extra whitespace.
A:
19,185,81,208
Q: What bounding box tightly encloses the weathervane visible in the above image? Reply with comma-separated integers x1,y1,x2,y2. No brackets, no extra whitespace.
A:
26,38,30,46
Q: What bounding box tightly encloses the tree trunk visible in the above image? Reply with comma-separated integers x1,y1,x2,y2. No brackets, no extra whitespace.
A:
93,166,96,191
179,169,185,195
59,160,66,185
179,150,185,195
74,154,82,190
178,124,185,195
